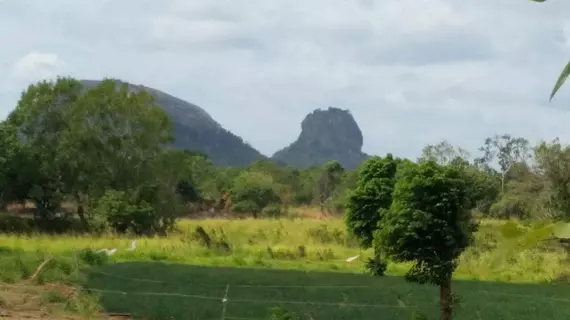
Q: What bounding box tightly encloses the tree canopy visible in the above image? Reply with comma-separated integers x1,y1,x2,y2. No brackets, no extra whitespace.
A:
376,161,477,320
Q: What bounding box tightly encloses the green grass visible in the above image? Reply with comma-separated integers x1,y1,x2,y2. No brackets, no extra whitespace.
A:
0,218,567,281
1,217,570,319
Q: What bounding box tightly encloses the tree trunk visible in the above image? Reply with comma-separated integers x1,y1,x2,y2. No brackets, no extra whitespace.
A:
76,204,89,231
500,173,506,195
74,194,89,231
440,278,453,320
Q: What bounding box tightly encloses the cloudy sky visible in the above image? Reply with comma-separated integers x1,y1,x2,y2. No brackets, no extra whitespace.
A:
2,0,570,159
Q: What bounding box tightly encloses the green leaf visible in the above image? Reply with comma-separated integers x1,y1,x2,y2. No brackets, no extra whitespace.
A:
550,59,570,101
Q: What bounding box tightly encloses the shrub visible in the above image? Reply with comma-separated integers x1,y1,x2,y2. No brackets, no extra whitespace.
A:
78,249,109,267
489,195,530,219
230,171,281,218
365,254,387,277
232,200,261,215
90,188,180,235
261,204,284,218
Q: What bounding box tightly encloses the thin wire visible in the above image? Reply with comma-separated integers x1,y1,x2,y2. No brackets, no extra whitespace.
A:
478,289,570,303
4,278,570,305
84,287,221,301
3,281,570,320
90,270,372,288
85,287,416,309
88,271,570,304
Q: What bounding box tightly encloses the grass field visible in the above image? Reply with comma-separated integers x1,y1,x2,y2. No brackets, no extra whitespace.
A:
1,217,570,319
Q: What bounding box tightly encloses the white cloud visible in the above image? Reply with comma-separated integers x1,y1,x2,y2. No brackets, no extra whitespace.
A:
1,0,570,158
11,51,64,83
150,16,239,44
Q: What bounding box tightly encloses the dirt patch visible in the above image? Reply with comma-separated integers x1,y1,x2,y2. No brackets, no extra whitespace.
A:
0,282,132,320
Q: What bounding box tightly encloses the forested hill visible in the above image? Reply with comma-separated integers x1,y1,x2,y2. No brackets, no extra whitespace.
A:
80,80,265,167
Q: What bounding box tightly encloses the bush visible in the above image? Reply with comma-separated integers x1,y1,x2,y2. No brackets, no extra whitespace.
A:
261,204,284,218
0,215,33,234
77,249,109,267
230,171,281,218
0,215,84,234
307,224,345,245
232,200,261,215
90,189,179,235
489,195,531,219
365,252,387,277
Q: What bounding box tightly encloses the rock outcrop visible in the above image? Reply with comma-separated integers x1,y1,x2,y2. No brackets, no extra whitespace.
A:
271,107,369,169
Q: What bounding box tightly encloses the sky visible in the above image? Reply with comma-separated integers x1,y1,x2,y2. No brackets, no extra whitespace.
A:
2,0,570,159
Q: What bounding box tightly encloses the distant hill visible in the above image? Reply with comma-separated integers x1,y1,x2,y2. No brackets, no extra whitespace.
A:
80,80,265,166
271,107,370,169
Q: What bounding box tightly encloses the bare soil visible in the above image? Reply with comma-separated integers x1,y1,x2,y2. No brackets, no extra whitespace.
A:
0,282,131,320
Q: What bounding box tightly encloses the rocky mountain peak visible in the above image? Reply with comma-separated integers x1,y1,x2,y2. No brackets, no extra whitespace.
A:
271,107,369,169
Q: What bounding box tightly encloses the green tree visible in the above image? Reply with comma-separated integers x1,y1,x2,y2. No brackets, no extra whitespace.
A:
6,78,83,220
345,155,399,248
475,134,531,194
418,140,470,165
448,157,501,215
345,154,400,275
292,168,319,206
185,152,220,207
376,161,477,320
65,79,174,231
0,122,20,209
60,79,172,198
230,171,281,218
7,78,176,232
315,160,345,215
0,123,37,210
534,139,570,219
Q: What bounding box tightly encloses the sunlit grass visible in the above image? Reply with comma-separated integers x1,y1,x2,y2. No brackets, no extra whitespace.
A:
0,217,568,282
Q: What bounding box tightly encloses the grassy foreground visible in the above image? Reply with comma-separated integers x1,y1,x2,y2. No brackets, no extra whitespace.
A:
1,218,570,319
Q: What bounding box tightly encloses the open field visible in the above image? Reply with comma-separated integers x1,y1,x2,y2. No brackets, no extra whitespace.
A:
1,218,570,319
87,262,570,320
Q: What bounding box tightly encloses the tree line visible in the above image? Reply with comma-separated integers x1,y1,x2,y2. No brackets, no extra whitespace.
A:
1,78,570,234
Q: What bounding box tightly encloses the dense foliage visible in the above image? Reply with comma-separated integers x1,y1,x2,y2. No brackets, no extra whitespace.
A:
345,154,399,248
376,161,477,320
2,78,570,239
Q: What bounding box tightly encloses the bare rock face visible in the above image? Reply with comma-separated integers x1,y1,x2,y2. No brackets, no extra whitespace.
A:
271,107,369,169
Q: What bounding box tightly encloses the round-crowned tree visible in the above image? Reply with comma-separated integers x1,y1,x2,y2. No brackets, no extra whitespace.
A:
230,171,281,218
345,154,399,275
376,160,477,320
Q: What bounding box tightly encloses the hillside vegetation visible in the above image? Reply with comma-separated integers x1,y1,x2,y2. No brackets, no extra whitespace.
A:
81,79,264,167
2,78,570,319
